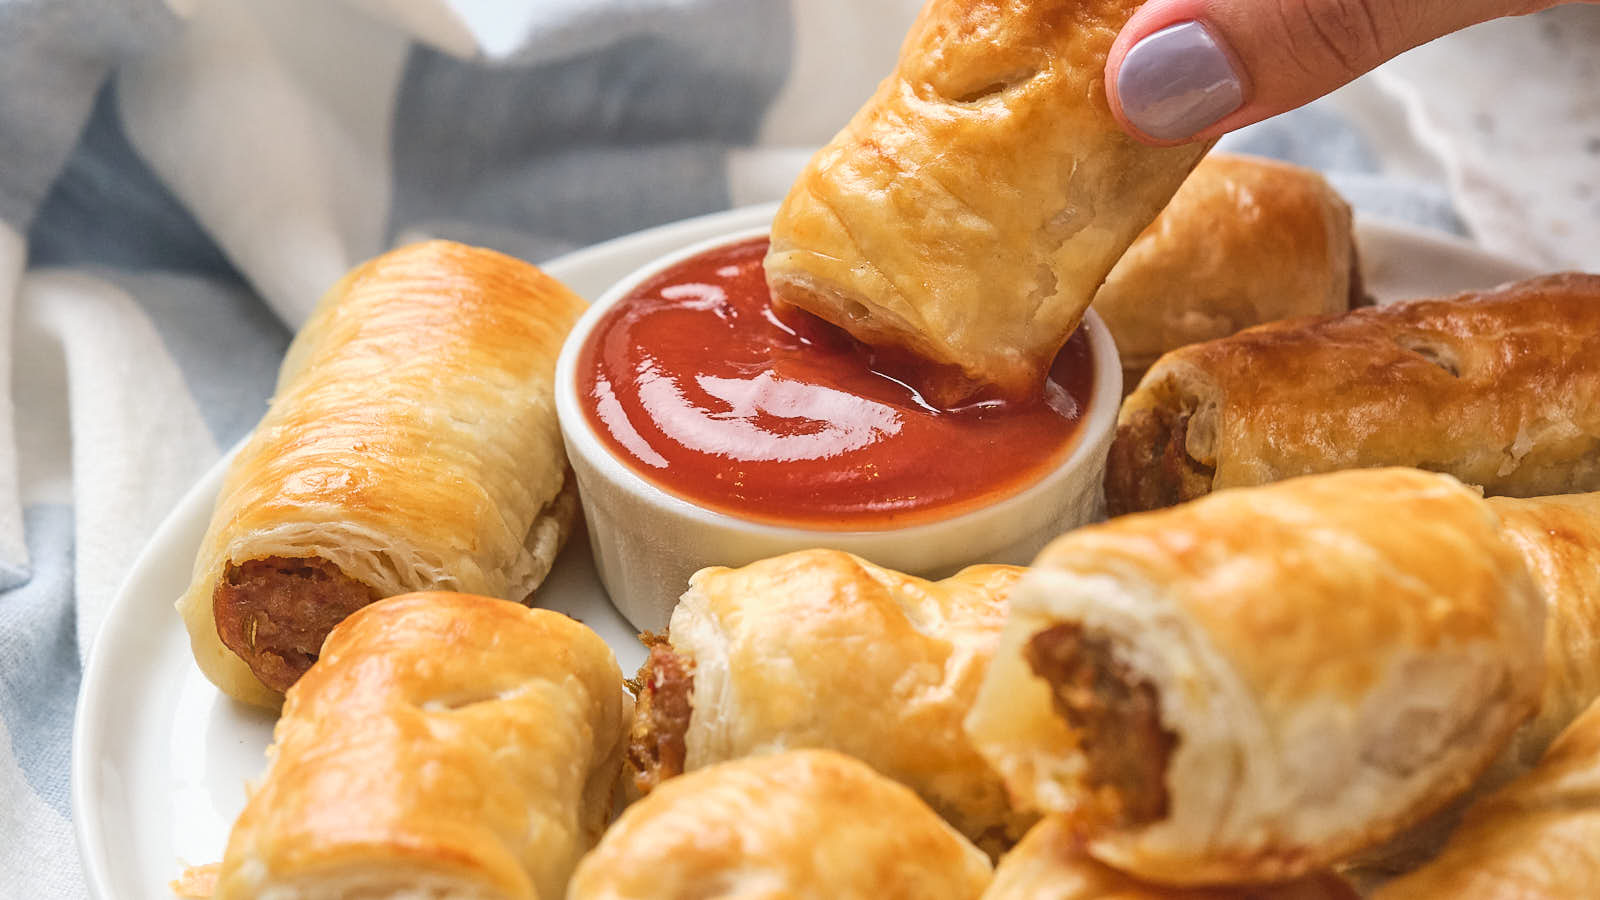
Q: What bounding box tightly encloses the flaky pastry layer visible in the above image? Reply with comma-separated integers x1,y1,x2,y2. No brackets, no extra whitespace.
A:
1106,273,1600,515
966,468,1544,885
570,750,992,899
627,549,1030,853
178,240,585,705
215,593,628,900
765,0,1211,402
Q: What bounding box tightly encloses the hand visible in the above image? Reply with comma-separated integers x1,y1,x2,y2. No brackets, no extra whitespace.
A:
1105,0,1593,144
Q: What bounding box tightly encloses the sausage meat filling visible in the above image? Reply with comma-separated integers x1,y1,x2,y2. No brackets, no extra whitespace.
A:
1025,624,1176,829
626,640,695,794
213,556,378,693
1104,405,1216,516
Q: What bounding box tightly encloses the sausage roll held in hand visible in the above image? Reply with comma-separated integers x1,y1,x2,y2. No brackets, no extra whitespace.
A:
178,240,586,706
965,468,1545,885
215,593,628,900
1105,273,1600,515
984,816,1356,900
568,750,993,900
1373,696,1600,899
764,0,1212,404
628,550,1029,852
1091,153,1365,388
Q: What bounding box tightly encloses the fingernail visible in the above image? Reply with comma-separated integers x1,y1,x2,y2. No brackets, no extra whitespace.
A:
1117,21,1244,141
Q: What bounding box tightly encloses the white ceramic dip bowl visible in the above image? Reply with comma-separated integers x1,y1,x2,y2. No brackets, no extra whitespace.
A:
555,225,1123,632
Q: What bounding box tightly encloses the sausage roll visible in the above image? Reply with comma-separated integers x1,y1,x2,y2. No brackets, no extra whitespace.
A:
627,550,1029,852
568,749,993,900
215,593,628,900
1105,273,1600,516
764,0,1212,404
1489,491,1600,769
964,468,1545,885
1349,491,1600,874
1372,695,1600,899
1092,153,1365,387
178,240,586,706
984,816,1356,900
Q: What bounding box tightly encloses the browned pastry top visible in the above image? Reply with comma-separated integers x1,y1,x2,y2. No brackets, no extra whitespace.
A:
1112,273,1600,511
214,592,626,899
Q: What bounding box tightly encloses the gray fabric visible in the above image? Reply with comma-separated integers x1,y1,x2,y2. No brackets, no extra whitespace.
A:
29,81,243,279
93,268,290,447
1220,102,1468,235
0,504,77,819
0,0,180,228
390,0,792,259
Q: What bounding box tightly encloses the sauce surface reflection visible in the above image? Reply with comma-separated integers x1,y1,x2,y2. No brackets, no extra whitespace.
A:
577,237,1094,529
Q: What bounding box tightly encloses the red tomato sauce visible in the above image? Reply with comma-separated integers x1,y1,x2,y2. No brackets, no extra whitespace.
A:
576,236,1094,530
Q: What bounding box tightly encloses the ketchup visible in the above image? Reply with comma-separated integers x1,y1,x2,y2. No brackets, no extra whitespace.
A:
577,236,1093,530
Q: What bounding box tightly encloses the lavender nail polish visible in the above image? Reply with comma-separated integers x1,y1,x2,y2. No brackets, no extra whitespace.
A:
1117,21,1244,141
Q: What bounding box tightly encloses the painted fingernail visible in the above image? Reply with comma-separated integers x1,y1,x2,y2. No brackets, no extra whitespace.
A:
1116,21,1245,141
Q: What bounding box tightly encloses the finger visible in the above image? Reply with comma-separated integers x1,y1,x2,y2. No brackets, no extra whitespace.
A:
1105,0,1558,145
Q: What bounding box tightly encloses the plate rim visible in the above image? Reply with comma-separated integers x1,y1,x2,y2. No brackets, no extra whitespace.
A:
69,203,1543,899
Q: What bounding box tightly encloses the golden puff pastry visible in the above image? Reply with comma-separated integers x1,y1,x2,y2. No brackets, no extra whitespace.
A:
1372,695,1600,899
1489,491,1600,770
1347,493,1600,874
178,240,586,706
965,468,1545,886
764,0,1212,404
984,816,1357,900
568,749,993,900
627,550,1029,853
1092,153,1364,386
215,592,628,900
1104,273,1600,516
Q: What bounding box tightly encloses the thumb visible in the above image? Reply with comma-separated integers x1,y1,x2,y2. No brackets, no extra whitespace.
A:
1105,0,1557,144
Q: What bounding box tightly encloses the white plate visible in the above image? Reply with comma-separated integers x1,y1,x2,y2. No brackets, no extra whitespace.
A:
71,203,1540,899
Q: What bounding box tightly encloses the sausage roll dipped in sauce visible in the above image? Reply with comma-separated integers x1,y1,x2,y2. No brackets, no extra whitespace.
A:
628,550,1030,853
1091,153,1366,389
984,817,1356,900
965,468,1544,885
1373,696,1600,899
214,593,628,900
764,0,1213,405
178,240,585,706
1105,273,1600,516
568,750,993,900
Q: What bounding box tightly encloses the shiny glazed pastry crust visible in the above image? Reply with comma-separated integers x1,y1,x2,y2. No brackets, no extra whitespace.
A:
764,0,1212,402
177,240,586,707
214,593,628,900
1105,273,1600,515
1487,492,1600,770
965,468,1545,885
1091,153,1361,383
628,549,1031,851
983,817,1356,899
568,749,994,900
1372,696,1600,899
1353,490,1600,873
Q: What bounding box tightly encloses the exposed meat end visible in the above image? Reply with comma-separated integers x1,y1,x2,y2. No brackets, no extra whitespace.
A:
1104,404,1216,516
626,639,695,794
213,556,379,693
1025,624,1176,829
